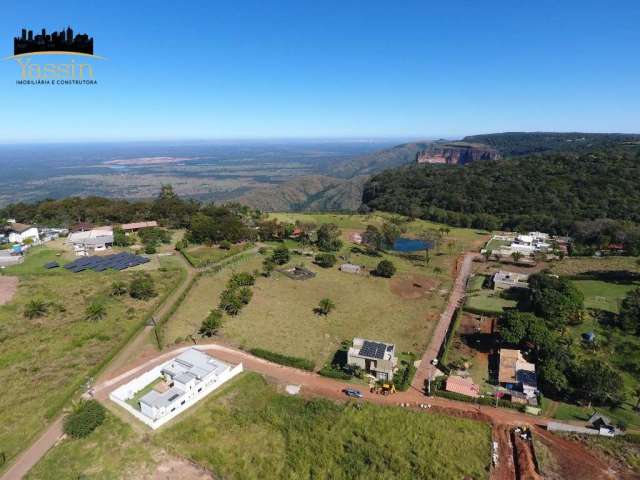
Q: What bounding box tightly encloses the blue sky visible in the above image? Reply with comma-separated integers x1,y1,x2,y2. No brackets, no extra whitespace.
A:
0,0,639,142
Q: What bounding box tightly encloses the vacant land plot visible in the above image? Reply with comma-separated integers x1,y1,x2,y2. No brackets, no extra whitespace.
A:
572,279,639,313
0,276,18,305
182,242,254,268
0,246,182,468
550,256,640,276
158,373,491,479
465,288,517,314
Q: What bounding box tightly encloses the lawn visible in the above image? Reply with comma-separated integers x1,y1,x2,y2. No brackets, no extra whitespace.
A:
0,245,182,469
549,256,640,276
25,412,157,480
572,279,639,313
465,288,517,314
181,242,254,268
157,373,492,479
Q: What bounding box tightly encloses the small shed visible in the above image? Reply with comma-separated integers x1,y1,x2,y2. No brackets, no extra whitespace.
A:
582,332,596,343
340,263,361,274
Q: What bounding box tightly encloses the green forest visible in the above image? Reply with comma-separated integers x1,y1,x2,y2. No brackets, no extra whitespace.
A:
362,150,640,242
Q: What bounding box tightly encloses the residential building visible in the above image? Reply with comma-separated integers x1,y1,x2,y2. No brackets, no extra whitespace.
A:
445,375,480,398
121,221,158,233
347,338,398,381
493,270,529,290
4,223,40,244
110,348,243,429
587,413,616,437
66,227,114,254
498,348,537,398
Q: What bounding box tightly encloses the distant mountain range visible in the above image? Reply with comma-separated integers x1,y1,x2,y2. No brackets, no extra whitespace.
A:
233,132,640,212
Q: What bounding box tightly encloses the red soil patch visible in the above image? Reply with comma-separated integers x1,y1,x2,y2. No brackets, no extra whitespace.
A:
389,274,439,299
0,276,19,305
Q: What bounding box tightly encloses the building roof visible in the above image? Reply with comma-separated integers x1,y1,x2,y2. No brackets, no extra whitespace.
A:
163,348,230,381
7,223,34,233
445,376,480,398
140,386,185,409
351,338,395,360
121,221,158,230
498,348,536,385
494,270,529,285
340,263,361,272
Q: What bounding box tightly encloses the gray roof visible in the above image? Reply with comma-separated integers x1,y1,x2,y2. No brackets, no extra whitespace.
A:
140,386,184,409
174,371,197,384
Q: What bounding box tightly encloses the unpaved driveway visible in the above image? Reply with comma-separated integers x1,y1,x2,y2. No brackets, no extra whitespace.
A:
0,276,18,305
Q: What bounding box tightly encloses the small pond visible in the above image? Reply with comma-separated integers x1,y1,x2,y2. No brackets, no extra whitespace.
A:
392,237,432,252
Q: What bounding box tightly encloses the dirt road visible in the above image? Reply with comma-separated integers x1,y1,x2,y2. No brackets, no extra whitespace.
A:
412,252,478,392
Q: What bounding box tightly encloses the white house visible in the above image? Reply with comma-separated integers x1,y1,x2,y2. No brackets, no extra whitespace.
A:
66,227,114,254
347,338,397,381
110,348,243,429
5,223,40,244
493,270,529,290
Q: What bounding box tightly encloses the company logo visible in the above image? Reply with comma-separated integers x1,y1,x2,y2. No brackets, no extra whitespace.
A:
6,26,103,86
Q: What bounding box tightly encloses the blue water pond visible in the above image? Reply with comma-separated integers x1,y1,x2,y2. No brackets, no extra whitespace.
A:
392,237,432,252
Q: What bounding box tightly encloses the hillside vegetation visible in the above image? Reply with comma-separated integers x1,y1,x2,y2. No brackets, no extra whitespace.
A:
363,151,640,233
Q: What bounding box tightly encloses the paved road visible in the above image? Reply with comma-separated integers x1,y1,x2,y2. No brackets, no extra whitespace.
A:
412,252,478,392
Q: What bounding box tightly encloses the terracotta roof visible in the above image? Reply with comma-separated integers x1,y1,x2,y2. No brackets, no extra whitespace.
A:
445,375,480,398
121,221,158,230
8,223,34,233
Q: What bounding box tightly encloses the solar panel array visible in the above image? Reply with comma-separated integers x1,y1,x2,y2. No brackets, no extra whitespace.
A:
64,252,150,273
359,340,387,359
44,261,59,269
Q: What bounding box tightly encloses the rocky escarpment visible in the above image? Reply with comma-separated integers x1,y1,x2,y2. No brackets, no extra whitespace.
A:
416,142,500,165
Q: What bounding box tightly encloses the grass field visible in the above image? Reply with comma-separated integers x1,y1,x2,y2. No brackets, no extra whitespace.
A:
549,256,640,276
157,373,491,479
163,213,488,368
572,279,639,313
0,245,182,468
25,412,157,480
181,242,254,268
465,288,517,314
27,373,491,479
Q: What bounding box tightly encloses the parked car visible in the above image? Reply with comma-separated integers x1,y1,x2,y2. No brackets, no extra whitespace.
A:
343,388,363,398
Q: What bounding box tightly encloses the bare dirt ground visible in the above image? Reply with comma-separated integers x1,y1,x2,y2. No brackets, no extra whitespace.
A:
492,425,516,480
0,276,18,305
513,432,542,480
389,273,439,299
144,457,213,480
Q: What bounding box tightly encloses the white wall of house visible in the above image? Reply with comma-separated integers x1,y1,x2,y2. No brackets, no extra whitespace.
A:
110,360,243,429
8,227,39,244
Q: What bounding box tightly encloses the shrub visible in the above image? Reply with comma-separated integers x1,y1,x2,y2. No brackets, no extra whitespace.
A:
63,400,106,438
319,365,353,380
129,272,157,300
314,253,337,268
315,298,336,315
219,240,232,250
85,299,107,322
199,310,223,337
24,299,48,319
238,286,253,305
375,259,396,278
262,257,275,277
110,281,127,296
393,357,417,391
228,272,255,288
271,245,290,265
144,243,157,254
249,348,315,371
219,288,243,315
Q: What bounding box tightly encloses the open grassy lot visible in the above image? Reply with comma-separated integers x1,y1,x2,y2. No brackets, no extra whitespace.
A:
182,242,254,268
157,373,491,479
26,412,158,480
465,288,517,314
549,256,640,276
572,279,639,313
0,245,182,468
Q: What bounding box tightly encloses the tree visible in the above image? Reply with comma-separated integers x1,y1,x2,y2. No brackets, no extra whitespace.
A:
238,286,253,305
110,281,127,296
144,243,157,254
538,363,569,398
619,288,640,333
112,227,131,247
381,222,401,248
316,298,335,316
63,400,106,438
228,272,255,288
24,299,48,319
511,251,524,265
219,288,243,315
271,245,290,265
499,311,535,344
85,299,107,322
199,310,223,337
316,223,343,252
262,257,275,277
570,358,624,405
374,259,396,278
129,272,156,300
314,253,336,268
362,225,384,251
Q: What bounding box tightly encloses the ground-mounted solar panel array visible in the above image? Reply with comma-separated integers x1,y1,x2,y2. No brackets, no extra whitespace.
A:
359,340,387,359
64,252,150,273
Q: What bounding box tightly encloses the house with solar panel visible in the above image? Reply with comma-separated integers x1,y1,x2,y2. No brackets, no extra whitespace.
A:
110,348,243,429
347,338,398,381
